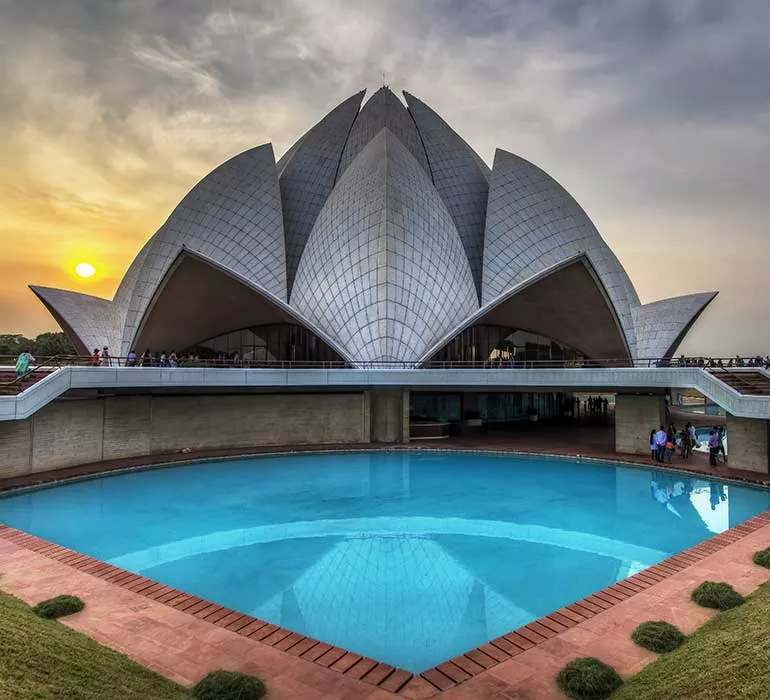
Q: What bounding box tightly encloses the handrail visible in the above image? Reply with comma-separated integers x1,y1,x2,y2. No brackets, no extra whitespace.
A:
0,354,769,371
0,355,65,391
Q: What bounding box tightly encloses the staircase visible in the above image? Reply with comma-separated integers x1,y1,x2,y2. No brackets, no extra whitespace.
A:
0,369,53,396
708,369,770,396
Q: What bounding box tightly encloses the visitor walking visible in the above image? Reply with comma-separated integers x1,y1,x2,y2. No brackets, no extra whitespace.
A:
708,430,720,467
717,425,728,463
654,426,668,462
92,348,100,366
100,347,111,367
126,349,137,367
15,350,35,379
650,429,658,462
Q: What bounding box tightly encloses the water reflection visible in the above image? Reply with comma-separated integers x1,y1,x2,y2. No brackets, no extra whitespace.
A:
0,452,768,672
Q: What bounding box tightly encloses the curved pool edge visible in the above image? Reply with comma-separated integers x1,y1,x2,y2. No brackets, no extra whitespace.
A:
1,442,769,498
3,509,770,697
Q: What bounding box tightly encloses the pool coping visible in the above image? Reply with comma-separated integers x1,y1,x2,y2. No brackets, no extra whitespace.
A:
4,487,770,696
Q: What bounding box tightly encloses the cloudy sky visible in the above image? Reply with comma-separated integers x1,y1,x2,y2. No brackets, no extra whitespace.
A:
1,0,768,356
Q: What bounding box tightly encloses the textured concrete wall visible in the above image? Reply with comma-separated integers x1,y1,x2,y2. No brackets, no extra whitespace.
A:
0,392,367,479
149,393,365,453
615,394,665,455
726,415,769,473
370,389,408,443
0,420,32,478
31,400,104,473
103,396,152,461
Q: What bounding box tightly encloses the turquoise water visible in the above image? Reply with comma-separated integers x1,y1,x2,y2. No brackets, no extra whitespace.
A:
1,452,768,672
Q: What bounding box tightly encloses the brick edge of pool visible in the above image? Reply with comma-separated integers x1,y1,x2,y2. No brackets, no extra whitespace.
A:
3,508,770,698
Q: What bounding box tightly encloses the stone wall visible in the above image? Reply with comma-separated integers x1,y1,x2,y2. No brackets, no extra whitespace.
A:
726,415,770,473
0,392,368,480
615,394,665,455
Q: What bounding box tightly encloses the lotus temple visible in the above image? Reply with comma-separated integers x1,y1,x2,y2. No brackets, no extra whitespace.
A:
30,87,715,366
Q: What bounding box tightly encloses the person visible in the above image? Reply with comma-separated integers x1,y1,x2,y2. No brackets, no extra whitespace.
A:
664,437,675,464
681,426,692,460
15,350,35,379
650,429,658,462
160,351,169,368
126,349,137,367
654,425,668,462
169,351,179,368
707,429,720,467
602,397,608,414
92,348,100,367
717,425,728,462
100,347,111,367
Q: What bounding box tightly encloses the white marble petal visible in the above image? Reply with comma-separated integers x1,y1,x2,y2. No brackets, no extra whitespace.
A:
634,292,718,360
291,128,478,365
482,148,640,357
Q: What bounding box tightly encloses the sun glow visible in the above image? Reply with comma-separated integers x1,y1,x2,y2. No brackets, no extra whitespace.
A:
75,262,96,279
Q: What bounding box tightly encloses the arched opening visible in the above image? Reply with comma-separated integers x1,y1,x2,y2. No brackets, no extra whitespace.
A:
131,249,352,365
420,256,631,366
188,324,345,365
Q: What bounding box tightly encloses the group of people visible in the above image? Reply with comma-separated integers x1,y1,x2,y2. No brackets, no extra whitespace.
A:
574,395,609,416
670,355,770,369
650,423,726,467
91,348,196,368
87,348,261,368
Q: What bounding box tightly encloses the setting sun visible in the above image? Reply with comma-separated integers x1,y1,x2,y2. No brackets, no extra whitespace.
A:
75,262,96,279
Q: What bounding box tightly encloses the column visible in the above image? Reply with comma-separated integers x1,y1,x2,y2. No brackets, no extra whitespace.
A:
726,415,770,473
614,394,665,455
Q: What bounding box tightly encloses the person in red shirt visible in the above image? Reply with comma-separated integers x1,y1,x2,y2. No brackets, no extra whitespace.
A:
92,348,100,366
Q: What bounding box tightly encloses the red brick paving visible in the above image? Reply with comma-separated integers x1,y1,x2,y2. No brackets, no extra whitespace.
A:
2,435,770,698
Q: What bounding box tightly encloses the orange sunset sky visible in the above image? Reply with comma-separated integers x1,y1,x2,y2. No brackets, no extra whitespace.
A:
2,1,769,357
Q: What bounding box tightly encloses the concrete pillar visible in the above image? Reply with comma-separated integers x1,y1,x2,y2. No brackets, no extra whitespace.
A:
370,388,407,443
615,394,665,455
402,390,410,443
726,415,770,473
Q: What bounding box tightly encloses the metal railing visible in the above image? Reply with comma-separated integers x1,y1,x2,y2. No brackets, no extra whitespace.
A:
0,355,66,393
1,354,768,372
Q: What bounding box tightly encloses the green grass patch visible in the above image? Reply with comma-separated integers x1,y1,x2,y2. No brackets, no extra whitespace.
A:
613,579,770,700
631,621,685,653
192,670,266,700
0,589,190,700
752,548,770,569
691,581,744,610
556,657,622,699
32,594,85,619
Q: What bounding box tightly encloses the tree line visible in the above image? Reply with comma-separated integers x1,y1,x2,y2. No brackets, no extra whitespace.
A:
0,332,75,359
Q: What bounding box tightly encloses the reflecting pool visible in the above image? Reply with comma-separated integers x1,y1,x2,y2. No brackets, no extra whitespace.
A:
1,452,767,672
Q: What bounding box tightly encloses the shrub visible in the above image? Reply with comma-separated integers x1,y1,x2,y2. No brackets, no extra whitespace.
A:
32,595,85,619
556,657,623,699
752,548,770,569
631,620,685,653
191,670,266,700
691,581,745,610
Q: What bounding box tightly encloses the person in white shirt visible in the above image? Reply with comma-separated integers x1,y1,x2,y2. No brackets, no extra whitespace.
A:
654,426,668,462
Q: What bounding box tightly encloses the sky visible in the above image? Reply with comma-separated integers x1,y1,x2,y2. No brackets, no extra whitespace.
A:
0,0,768,356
